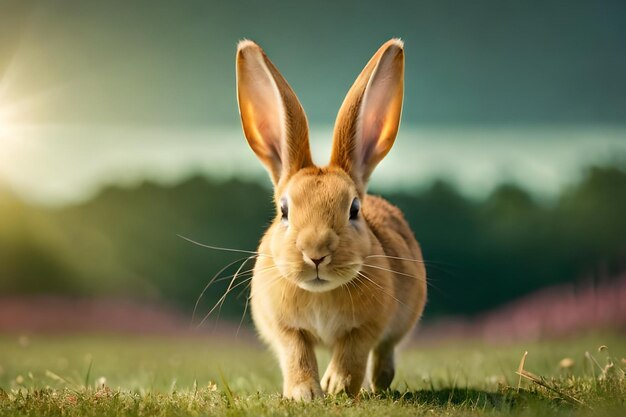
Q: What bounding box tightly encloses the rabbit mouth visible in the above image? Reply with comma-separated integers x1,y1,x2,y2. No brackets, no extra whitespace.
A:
290,262,361,293
299,278,332,293
297,272,350,293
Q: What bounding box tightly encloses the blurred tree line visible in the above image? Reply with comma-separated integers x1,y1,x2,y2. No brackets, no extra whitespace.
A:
1,164,625,321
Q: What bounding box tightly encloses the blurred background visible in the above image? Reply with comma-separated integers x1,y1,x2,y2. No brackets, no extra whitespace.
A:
1,0,625,342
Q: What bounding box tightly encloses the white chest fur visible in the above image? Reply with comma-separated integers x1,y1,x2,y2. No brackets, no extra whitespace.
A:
286,299,358,346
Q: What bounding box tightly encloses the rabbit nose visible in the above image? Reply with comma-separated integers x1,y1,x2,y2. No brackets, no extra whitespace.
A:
303,253,330,268
296,227,338,264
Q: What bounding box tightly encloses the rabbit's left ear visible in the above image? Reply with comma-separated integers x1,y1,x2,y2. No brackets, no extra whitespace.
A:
330,39,404,189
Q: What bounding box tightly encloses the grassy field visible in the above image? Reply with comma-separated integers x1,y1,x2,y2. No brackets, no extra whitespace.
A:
0,332,624,416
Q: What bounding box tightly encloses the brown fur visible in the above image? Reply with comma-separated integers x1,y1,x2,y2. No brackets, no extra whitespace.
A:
236,39,426,400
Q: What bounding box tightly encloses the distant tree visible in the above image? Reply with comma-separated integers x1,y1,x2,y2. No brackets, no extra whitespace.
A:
1,164,624,321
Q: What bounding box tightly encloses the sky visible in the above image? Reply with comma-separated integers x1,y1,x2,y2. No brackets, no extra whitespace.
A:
0,0,625,205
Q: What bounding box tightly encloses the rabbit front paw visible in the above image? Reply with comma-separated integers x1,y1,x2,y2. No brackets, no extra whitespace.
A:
321,368,354,396
284,379,323,401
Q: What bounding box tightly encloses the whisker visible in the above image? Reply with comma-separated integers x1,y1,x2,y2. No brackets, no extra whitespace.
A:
193,259,288,326
200,262,288,331
236,280,254,336
236,294,251,336
212,255,256,326
233,264,286,301
213,271,253,284
192,255,251,325
361,263,444,294
354,277,404,312
178,234,272,257
198,264,257,328
347,276,366,299
365,254,427,263
361,263,427,283
358,269,433,313
213,263,282,284
246,273,291,303
351,280,385,311
235,277,254,300
365,254,454,267
363,254,458,279
355,271,406,307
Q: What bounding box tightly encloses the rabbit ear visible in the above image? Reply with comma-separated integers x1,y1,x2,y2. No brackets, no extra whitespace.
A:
330,39,404,188
236,40,313,185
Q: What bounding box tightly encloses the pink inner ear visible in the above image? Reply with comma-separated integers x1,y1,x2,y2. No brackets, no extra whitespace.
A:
255,117,281,162
356,46,403,176
246,74,284,157
360,117,383,163
237,46,286,174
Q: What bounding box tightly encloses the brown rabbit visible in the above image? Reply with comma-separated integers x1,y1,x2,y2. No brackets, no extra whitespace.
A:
236,38,426,400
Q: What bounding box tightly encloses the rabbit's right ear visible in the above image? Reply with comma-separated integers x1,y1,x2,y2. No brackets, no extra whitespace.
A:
236,40,313,185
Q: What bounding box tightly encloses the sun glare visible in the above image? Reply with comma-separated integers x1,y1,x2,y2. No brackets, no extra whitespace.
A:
0,110,12,145
0,105,21,145
0,109,10,140
0,105,24,167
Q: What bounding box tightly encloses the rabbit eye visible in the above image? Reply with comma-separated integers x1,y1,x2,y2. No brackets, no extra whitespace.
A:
349,197,360,221
280,197,289,222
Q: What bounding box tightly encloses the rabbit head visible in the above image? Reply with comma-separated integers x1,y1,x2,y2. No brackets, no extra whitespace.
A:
236,39,404,293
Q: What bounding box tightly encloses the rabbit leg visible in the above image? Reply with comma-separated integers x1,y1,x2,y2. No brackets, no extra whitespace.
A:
321,328,375,396
368,340,396,392
277,329,322,401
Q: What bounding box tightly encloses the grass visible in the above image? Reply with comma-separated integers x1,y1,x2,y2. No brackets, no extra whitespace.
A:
0,332,624,416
